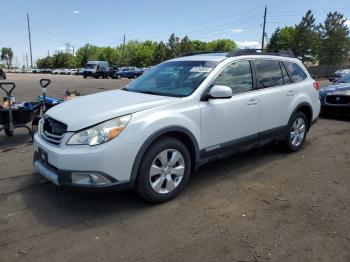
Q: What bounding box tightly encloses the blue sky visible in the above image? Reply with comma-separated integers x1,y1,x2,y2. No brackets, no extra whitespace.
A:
1,0,350,67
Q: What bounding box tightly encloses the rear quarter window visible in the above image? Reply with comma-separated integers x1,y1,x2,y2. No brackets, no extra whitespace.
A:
285,62,307,82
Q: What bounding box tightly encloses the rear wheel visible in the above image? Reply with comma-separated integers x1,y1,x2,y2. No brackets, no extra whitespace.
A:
136,137,191,203
281,111,308,152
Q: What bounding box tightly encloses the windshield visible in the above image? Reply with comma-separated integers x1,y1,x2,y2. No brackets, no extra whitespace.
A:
124,60,219,97
85,63,97,69
336,73,350,83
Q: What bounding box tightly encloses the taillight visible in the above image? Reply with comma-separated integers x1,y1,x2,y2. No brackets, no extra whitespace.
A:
313,81,320,91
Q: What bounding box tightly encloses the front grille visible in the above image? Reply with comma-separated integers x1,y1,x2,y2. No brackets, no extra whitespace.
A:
39,117,67,144
326,95,350,105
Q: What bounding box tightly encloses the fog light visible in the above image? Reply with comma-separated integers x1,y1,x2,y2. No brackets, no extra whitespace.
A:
71,173,112,185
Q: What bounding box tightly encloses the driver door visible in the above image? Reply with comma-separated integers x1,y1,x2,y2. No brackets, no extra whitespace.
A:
200,60,261,157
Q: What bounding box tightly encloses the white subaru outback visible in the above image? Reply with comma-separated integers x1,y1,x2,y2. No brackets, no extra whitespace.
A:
34,50,320,202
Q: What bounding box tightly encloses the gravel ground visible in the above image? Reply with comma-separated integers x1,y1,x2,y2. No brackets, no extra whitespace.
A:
0,74,349,262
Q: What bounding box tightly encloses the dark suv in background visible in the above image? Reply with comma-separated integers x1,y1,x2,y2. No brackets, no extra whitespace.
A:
113,67,144,79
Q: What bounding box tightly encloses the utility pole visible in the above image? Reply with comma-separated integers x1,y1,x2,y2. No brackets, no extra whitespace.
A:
25,53,29,69
72,45,75,55
261,6,267,52
122,34,126,65
26,13,33,68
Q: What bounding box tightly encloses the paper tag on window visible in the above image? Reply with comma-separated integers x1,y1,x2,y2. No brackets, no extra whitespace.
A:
190,67,212,73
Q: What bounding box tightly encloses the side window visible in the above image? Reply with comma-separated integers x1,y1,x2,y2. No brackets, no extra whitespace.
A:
285,62,307,82
254,60,283,88
280,62,291,84
212,60,252,95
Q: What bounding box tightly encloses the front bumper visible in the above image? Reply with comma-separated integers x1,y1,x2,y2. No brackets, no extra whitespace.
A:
33,132,138,189
321,105,350,115
33,154,132,190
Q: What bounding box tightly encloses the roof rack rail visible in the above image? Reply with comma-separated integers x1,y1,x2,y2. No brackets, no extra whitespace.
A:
226,49,295,58
178,51,226,57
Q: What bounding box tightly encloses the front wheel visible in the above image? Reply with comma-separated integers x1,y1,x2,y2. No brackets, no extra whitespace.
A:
281,112,308,152
136,137,191,203
116,74,121,79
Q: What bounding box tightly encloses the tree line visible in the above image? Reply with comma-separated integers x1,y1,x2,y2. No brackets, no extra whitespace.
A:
36,35,237,69
267,10,350,65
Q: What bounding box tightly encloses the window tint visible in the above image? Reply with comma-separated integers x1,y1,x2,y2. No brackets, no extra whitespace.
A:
285,62,307,82
212,60,252,95
280,62,291,84
255,60,283,88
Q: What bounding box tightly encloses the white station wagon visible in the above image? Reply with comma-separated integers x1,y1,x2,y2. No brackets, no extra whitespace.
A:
34,50,321,202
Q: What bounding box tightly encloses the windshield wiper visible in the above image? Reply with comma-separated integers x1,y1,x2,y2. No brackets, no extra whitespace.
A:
121,88,160,95
136,90,160,95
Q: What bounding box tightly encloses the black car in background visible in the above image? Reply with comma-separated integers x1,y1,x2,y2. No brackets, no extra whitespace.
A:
0,68,6,79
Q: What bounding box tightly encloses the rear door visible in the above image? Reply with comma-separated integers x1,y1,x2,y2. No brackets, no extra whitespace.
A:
253,59,295,137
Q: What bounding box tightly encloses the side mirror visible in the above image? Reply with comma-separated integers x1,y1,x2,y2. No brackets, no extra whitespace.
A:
208,85,232,99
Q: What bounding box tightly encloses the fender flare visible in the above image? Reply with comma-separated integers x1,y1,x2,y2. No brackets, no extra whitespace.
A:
289,102,313,130
129,126,200,185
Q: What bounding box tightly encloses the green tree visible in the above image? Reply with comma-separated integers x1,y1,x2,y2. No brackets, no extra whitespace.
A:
192,40,208,51
153,41,167,65
75,44,99,67
267,26,296,51
167,33,180,58
36,56,54,68
207,39,237,52
319,11,350,65
1,47,14,69
293,10,322,62
179,36,193,54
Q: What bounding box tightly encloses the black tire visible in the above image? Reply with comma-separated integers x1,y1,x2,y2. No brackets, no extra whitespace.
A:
136,137,191,203
5,128,14,137
117,74,121,79
133,75,137,79
280,111,308,152
83,75,87,79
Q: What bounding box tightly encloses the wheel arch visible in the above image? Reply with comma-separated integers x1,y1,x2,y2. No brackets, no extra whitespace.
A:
291,102,313,130
130,126,200,185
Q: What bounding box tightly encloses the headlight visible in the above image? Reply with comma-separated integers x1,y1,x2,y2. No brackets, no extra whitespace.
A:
67,115,131,146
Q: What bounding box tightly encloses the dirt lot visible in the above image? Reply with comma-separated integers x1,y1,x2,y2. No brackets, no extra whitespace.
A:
0,74,349,262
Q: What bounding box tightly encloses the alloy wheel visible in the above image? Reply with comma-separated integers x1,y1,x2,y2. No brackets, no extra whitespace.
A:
290,117,306,147
149,149,185,194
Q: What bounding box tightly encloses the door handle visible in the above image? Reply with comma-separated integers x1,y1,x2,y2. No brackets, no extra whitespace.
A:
247,99,259,106
287,90,295,96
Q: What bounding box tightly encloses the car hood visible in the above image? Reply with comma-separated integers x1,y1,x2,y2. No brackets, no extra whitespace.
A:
46,90,178,131
320,84,350,96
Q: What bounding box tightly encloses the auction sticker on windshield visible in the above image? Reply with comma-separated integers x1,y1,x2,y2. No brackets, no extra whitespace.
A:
190,67,213,73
